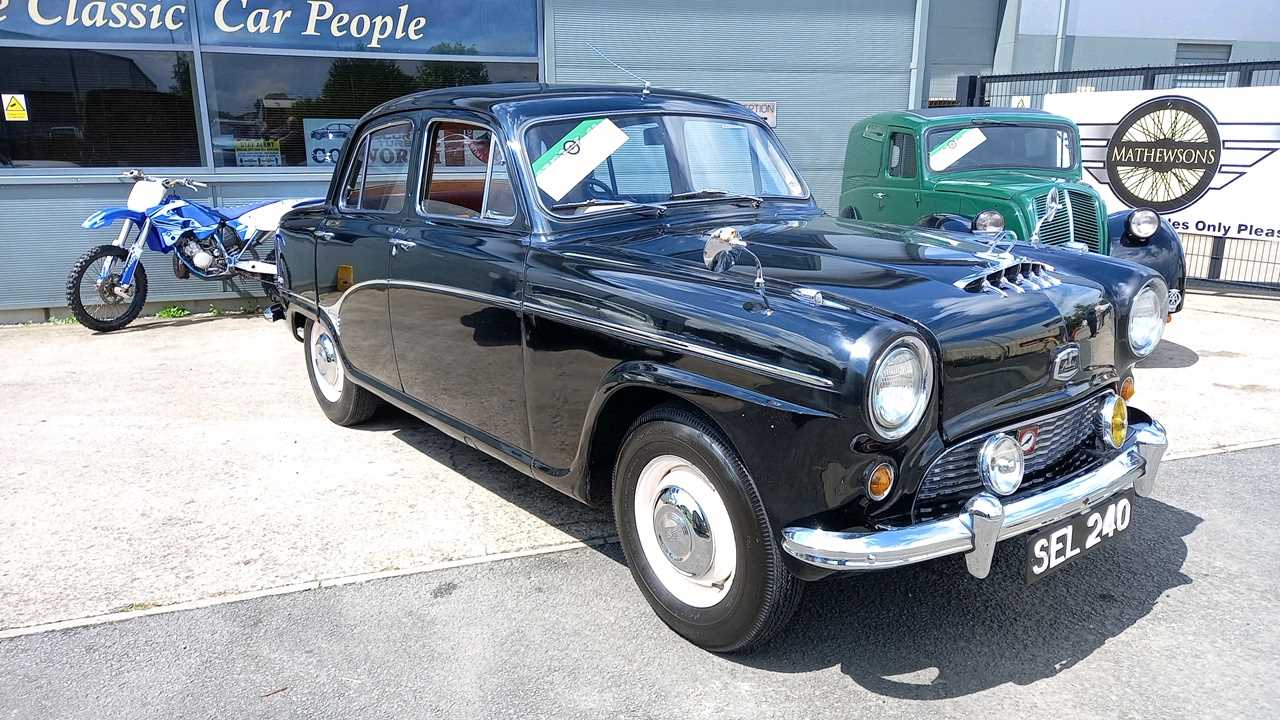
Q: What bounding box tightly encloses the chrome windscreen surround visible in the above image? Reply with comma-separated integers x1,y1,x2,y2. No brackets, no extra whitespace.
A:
953,256,1062,297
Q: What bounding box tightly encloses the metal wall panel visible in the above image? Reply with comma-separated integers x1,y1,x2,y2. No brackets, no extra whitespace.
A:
0,179,329,311
544,0,916,210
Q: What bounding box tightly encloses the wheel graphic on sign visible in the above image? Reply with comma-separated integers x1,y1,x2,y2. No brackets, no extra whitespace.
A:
1105,96,1221,213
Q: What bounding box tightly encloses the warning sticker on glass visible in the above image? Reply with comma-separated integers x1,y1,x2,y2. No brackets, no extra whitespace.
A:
928,127,986,171
532,118,629,201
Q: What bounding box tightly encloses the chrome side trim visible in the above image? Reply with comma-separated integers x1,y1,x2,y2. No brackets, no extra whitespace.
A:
782,415,1167,576
524,302,835,390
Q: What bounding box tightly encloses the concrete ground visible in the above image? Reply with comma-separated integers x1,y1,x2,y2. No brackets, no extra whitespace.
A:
0,288,1275,638
2,445,1277,719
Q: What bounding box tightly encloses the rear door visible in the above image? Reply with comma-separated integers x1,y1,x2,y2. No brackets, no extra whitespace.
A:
314,117,416,389
388,113,531,453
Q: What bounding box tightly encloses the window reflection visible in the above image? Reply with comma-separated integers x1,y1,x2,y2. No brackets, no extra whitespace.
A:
203,54,535,168
0,48,200,168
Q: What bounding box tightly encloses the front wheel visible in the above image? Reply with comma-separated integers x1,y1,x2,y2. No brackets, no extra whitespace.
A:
65,244,148,332
613,404,803,653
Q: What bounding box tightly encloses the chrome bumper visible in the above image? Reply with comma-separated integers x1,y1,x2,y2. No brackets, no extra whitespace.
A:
781,416,1167,579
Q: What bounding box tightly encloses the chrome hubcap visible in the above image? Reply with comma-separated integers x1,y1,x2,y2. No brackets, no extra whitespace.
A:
652,486,715,576
634,455,736,607
309,328,344,402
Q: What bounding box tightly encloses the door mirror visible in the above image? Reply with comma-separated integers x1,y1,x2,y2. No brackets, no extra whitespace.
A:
703,226,747,272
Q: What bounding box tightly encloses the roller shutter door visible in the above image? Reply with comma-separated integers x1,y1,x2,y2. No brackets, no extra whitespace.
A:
544,0,916,210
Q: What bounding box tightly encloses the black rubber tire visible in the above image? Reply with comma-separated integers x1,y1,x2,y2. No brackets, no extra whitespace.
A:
613,403,803,653
65,244,147,332
841,206,861,220
303,319,381,426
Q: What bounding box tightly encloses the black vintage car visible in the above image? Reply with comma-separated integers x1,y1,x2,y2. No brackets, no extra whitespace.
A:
274,84,1170,652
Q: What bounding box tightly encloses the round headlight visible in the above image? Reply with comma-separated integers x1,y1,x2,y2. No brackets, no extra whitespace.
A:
973,210,1005,234
979,434,1024,496
1128,281,1167,357
1127,209,1160,239
868,337,933,440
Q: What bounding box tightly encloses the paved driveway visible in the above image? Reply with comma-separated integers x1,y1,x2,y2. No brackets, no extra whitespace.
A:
0,289,1275,633
2,446,1277,719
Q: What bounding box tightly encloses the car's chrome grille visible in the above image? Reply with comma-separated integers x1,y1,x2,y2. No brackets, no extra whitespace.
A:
1067,190,1102,251
1032,190,1102,252
914,392,1113,521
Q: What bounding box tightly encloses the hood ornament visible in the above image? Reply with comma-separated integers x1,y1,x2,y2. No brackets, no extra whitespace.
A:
703,226,772,314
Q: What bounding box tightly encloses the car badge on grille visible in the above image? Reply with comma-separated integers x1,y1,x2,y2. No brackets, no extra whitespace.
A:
1016,425,1040,455
1052,344,1081,381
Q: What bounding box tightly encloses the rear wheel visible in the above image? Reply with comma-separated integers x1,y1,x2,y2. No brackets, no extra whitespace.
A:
65,244,147,332
304,319,380,426
613,404,803,652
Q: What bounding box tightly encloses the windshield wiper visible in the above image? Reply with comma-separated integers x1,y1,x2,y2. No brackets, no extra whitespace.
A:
668,189,763,207
550,198,666,215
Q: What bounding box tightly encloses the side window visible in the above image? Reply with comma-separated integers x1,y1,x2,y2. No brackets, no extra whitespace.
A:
422,121,516,222
887,132,917,179
339,122,412,213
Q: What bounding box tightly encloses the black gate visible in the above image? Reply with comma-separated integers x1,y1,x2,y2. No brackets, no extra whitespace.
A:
954,61,1280,290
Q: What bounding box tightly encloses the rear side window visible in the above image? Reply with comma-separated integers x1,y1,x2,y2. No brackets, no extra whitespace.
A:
339,122,413,213
888,132,917,178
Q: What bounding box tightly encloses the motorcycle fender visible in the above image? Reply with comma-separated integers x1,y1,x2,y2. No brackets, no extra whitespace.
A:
82,207,147,230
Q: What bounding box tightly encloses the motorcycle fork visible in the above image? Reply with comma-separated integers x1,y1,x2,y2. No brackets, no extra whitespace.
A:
98,219,134,279
117,217,152,288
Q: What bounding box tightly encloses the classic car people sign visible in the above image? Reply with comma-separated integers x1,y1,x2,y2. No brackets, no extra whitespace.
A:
1045,87,1280,241
0,0,537,55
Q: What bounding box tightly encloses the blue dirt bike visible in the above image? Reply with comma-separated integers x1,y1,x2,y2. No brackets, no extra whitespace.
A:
66,170,317,331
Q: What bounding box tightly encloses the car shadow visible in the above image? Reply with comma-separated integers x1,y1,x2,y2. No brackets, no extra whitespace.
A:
1138,339,1199,369
733,497,1201,699
356,405,619,555
94,314,258,335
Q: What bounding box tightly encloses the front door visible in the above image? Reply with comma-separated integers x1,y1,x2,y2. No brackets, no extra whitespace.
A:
388,115,530,454
866,128,920,224
315,117,416,388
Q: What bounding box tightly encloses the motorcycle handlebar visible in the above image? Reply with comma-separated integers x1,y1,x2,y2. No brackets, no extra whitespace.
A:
120,170,206,191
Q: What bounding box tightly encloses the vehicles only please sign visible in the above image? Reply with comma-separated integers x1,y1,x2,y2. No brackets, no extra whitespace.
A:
1046,86,1280,241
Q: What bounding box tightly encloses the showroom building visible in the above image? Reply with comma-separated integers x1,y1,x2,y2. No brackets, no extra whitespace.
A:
1,0,1277,318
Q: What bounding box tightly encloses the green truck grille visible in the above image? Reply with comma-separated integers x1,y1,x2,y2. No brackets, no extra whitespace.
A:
1032,190,1102,252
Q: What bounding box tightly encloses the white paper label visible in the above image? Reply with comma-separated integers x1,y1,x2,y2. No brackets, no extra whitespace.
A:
532,118,629,201
928,127,987,171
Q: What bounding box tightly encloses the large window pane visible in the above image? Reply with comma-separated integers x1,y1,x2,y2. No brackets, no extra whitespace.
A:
202,54,536,168
0,48,200,168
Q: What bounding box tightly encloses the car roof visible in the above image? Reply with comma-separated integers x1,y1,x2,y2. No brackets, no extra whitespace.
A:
365,82,762,130
858,106,1075,131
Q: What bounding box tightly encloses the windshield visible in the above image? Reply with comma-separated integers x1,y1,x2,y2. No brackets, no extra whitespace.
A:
523,113,807,215
924,123,1076,173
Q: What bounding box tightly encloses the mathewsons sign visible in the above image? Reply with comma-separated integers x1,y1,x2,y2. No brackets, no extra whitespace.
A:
1045,87,1280,241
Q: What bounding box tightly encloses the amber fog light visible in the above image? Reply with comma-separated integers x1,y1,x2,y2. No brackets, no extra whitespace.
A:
1097,393,1129,448
867,463,895,501
1120,376,1135,401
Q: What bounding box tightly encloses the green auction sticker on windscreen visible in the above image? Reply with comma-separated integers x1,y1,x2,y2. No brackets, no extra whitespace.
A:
928,127,987,171
533,118,629,201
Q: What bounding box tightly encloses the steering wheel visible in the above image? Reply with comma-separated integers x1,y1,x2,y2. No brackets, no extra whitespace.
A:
583,177,615,199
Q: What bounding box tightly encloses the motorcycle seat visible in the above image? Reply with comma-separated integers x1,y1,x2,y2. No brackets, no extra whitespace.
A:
209,199,279,221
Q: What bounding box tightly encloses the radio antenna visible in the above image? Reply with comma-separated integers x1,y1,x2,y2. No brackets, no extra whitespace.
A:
585,41,651,95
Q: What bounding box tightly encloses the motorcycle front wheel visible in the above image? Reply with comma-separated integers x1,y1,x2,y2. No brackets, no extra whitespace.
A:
65,245,148,332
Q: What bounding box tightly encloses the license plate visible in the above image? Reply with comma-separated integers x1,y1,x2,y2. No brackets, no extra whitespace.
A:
1025,491,1134,583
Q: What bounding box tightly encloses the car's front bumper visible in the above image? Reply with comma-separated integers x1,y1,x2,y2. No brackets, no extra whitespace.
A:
781,411,1167,579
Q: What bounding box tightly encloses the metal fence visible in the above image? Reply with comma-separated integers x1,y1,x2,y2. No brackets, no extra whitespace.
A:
954,61,1280,290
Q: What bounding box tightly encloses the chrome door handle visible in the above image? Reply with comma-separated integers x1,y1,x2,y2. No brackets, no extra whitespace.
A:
314,230,335,240
872,192,886,200
388,239,415,249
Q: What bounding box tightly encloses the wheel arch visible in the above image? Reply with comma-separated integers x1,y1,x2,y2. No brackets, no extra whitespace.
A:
575,361,834,509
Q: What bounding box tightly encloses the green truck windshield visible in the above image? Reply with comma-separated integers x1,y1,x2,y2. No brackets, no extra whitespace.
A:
925,124,1076,173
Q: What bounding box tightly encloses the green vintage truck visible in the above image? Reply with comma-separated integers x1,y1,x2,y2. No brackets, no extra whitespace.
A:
839,107,1185,311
